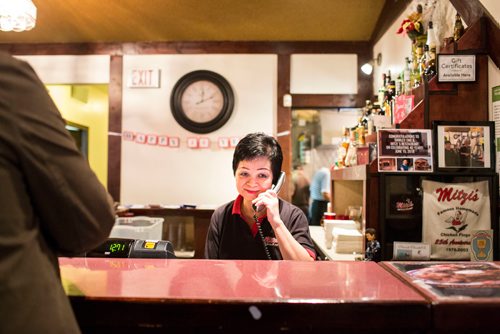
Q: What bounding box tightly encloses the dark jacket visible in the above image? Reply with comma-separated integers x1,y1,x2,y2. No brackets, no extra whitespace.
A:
0,53,115,333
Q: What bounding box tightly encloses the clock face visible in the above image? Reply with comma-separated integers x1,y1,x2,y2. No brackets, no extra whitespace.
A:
170,70,234,134
180,80,224,123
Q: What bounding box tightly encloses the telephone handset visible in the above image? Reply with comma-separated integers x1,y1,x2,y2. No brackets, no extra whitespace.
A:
254,171,286,212
253,171,286,260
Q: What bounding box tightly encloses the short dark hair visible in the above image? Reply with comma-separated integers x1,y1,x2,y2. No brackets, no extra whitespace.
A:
365,228,376,236
232,133,283,184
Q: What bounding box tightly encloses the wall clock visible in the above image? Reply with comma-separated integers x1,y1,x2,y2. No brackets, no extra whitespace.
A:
170,70,234,134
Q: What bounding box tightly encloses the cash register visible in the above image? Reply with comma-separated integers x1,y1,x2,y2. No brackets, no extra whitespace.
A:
86,238,176,259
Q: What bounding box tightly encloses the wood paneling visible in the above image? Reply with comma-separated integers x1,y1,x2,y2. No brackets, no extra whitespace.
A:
277,54,292,201
1,41,372,56
292,94,365,108
450,0,487,26
429,55,489,124
107,56,122,201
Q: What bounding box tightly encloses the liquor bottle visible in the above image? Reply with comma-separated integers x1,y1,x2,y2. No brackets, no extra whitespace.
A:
395,73,403,97
420,44,429,80
426,21,439,55
416,45,425,86
411,46,423,87
453,13,465,42
424,43,436,81
377,73,386,106
403,57,411,95
337,127,350,167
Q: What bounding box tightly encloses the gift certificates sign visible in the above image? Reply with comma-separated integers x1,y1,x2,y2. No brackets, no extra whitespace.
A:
437,55,476,82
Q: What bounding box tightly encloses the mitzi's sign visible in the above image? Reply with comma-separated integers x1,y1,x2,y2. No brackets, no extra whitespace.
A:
422,180,491,260
435,186,480,205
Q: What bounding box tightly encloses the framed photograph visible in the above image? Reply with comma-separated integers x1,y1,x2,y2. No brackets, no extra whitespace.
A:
433,121,495,172
377,129,433,173
437,54,476,82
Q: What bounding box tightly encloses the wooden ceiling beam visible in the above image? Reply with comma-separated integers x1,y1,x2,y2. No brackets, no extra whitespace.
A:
0,41,371,56
370,0,412,45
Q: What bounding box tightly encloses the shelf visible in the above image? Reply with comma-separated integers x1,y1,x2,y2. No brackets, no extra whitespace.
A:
331,164,368,181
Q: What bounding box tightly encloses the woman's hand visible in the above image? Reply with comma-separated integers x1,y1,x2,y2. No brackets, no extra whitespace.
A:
252,189,281,225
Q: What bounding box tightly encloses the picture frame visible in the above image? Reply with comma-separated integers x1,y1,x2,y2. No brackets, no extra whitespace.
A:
437,54,476,83
433,121,495,173
377,129,433,173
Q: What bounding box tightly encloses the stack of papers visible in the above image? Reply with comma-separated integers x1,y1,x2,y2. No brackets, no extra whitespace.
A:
324,219,358,230
333,227,363,254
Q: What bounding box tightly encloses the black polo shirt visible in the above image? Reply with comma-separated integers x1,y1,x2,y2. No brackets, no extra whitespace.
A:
205,195,316,260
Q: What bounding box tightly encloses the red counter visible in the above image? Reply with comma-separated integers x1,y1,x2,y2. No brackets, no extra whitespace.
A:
60,258,430,333
381,261,500,334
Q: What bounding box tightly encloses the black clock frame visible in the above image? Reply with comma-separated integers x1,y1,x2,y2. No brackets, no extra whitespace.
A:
170,70,234,134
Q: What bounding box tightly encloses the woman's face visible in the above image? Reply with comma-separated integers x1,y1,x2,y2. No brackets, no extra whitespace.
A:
235,157,274,202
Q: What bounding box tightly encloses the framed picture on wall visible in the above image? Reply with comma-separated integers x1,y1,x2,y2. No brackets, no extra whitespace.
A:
433,121,495,172
377,129,433,173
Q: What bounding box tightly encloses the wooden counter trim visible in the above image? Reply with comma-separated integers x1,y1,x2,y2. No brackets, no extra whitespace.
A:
70,297,430,333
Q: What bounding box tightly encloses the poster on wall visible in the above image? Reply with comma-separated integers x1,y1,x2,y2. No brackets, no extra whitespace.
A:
422,180,491,260
493,85,500,193
377,129,433,172
393,95,414,124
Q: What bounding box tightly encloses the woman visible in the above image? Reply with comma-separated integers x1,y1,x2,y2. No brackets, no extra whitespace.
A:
205,133,315,260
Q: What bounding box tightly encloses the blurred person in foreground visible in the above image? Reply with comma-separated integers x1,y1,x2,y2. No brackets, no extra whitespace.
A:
0,52,115,333
205,133,315,260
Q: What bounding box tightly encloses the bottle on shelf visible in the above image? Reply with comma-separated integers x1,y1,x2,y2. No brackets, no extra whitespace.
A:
411,46,423,88
426,21,439,55
337,127,350,168
377,73,386,107
424,43,436,81
403,57,411,95
395,72,403,97
356,117,365,146
453,13,465,42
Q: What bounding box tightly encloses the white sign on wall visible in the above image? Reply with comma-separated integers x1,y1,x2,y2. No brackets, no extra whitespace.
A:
127,68,161,88
437,55,476,82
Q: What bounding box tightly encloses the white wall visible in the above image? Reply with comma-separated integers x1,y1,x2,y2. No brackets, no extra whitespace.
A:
15,55,109,83
480,0,500,120
121,55,277,207
320,109,362,145
290,54,358,94
479,0,500,24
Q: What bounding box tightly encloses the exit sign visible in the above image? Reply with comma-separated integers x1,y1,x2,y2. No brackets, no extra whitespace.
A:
127,68,161,88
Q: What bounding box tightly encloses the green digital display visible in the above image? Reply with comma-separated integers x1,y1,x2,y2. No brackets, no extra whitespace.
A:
86,238,134,258
109,242,127,253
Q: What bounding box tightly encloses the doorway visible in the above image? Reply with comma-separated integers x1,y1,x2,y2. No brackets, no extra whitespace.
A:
291,108,362,178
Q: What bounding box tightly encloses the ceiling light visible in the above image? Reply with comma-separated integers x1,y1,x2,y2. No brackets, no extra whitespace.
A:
0,0,37,32
361,53,382,76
